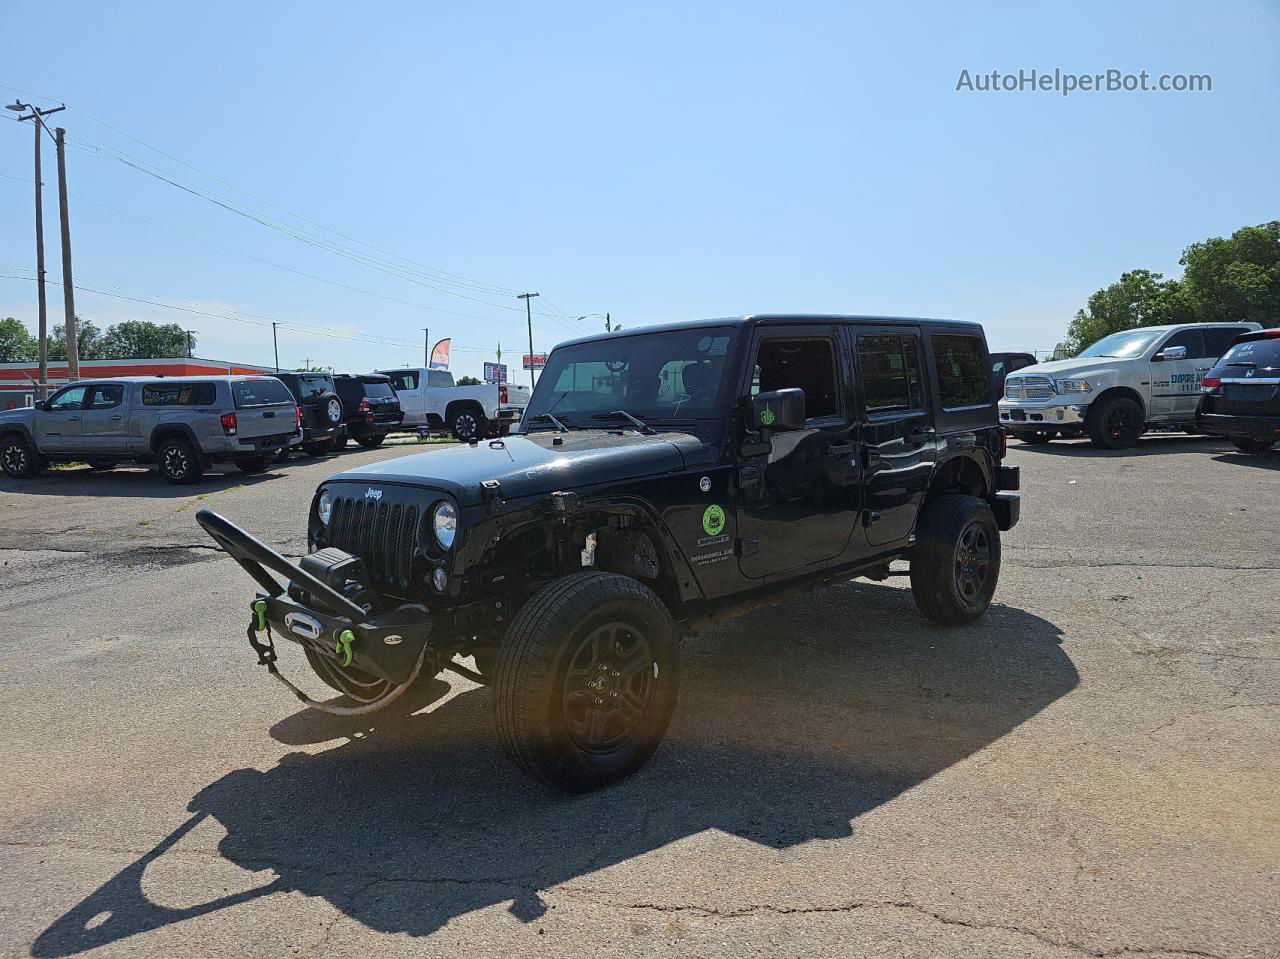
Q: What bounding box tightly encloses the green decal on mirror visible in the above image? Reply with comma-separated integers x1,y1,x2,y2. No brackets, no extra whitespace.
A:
702,504,726,537
760,406,775,426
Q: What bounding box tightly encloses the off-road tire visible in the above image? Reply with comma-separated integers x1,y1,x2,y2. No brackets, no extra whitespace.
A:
1017,428,1057,445
493,572,679,792
1086,395,1144,450
910,494,1001,626
1231,437,1275,455
355,433,386,449
449,406,485,442
1,434,47,479
235,455,273,474
156,437,203,484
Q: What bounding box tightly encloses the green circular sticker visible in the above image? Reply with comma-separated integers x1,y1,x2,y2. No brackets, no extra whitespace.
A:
702,504,726,537
760,406,775,426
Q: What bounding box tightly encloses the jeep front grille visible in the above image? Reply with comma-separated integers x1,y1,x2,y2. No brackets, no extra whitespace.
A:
326,497,419,590
1004,375,1054,400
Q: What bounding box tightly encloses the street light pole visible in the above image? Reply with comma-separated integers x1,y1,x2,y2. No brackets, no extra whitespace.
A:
422,328,429,367
272,322,280,372
517,292,539,390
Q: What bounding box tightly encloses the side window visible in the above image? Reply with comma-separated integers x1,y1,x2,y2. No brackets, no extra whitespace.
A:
1012,356,1036,370
143,383,217,406
932,334,989,409
1160,329,1207,359
390,371,421,391
48,386,87,412
1203,327,1251,359
297,376,331,398
857,334,923,414
428,371,455,388
87,385,123,409
750,337,841,421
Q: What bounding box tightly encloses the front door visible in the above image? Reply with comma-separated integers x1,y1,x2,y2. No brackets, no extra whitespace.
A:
33,385,87,453
1148,328,1208,420
854,330,936,547
80,383,128,453
734,325,862,579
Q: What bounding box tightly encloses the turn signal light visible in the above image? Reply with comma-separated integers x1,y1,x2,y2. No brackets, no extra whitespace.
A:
220,412,238,435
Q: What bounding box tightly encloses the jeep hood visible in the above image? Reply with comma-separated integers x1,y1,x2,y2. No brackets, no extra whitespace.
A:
327,430,711,505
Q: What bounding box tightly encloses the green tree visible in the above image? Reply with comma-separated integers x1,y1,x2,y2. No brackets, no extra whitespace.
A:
100,320,190,358
456,375,482,385
1065,269,1179,355
0,317,38,362
1176,221,1280,328
49,319,105,360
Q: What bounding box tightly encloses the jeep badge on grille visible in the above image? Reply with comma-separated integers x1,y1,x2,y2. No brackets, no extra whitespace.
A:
365,488,383,500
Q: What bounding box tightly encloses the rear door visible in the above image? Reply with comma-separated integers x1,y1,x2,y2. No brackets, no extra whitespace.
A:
80,383,128,453
854,329,936,547
33,385,87,453
230,378,297,440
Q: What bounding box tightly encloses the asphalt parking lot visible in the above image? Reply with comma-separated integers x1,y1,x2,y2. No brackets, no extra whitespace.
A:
1,435,1276,959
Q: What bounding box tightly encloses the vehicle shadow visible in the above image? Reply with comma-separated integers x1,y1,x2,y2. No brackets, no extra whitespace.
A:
33,582,1077,955
1011,434,1231,458
1212,451,1280,470
0,466,282,499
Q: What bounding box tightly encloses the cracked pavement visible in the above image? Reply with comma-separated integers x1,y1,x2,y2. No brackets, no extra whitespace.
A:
0,434,1276,958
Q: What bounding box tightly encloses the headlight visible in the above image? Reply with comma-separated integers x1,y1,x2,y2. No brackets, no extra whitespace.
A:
317,489,333,525
432,501,457,549
1056,378,1092,394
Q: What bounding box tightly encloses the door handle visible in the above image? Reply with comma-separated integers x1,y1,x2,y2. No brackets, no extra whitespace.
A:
828,442,854,457
67,416,80,422
110,414,124,420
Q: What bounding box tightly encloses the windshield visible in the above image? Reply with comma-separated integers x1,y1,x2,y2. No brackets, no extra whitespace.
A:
522,327,739,428
1078,329,1164,359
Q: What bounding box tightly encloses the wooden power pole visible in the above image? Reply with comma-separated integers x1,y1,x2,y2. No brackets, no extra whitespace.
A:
54,127,79,381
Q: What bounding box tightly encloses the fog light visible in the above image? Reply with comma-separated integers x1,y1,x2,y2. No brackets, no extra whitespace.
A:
431,567,448,592
1056,409,1064,421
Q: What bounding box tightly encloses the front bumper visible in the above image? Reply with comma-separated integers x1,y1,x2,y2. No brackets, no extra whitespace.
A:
999,400,1088,430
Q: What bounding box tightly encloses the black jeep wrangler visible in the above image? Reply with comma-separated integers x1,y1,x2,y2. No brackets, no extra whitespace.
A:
271,372,345,457
199,315,1019,792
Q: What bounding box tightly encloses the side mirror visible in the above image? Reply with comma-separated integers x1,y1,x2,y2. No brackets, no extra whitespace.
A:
34,400,47,411
751,388,806,431
1154,345,1187,362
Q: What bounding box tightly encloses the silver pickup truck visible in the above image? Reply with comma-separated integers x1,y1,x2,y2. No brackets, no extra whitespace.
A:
0,375,299,484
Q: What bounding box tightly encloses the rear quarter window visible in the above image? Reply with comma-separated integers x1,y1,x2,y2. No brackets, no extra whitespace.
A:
362,379,396,400
142,382,217,406
233,379,294,408
1217,336,1280,370
296,375,334,397
932,334,990,408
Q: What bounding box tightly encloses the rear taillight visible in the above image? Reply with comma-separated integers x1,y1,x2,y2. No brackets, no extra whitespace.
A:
499,385,508,404
358,398,370,413
220,412,238,435
1202,376,1222,392
295,405,303,428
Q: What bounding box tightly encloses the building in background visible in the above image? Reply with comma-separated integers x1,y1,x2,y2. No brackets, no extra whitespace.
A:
0,357,275,409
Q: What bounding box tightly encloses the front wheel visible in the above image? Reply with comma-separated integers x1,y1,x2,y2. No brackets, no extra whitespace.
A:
1231,437,1275,455
910,494,1001,626
1086,396,1144,450
1,434,46,479
493,572,679,792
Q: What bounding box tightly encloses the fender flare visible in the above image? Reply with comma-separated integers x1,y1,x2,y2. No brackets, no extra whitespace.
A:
148,423,202,453
0,423,36,447
444,399,487,425
928,448,997,500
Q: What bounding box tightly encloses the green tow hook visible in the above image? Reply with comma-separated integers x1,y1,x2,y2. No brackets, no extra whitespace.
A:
252,599,268,633
335,629,356,668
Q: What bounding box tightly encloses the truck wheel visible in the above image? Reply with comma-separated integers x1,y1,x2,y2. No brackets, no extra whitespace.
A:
493,572,680,792
156,437,203,484
1231,437,1275,454
910,494,1001,626
1,434,47,479
235,455,273,474
1019,428,1057,444
355,433,386,448
449,406,485,441
1086,395,1144,450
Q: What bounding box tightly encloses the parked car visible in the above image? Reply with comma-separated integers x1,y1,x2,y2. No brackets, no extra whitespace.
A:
1195,328,1280,454
197,314,1020,792
999,322,1261,447
271,372,345,457
377,367,531,441
990,351,1037,392
0,375,298,483
332,374,403,448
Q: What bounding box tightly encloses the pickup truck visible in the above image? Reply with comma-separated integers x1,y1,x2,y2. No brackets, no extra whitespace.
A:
377,368,531,441
999,322,1261,448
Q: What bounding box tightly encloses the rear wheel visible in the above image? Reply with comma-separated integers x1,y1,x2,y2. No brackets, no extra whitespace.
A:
235,455,273,474
355,432,386,448
1,434,46,479
910,494,1001,626
156,437,203,484
493,572,679,792
449,406,485,441
1086,395,1144,450
1231,437,1275,455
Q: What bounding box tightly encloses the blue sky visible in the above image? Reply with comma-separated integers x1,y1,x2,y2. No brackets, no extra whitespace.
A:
2,0,1278,379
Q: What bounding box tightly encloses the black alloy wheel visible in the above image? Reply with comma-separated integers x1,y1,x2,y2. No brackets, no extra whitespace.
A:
157,438,203,484
1,435,45,479
562,622,658,754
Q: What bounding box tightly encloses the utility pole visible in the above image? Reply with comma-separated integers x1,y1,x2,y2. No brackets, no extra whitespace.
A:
606,312,611,332
422,328,429,367
272,322,280,372
52,127,79,381
8,101,65,398
517,292,539,390
185,330,195,358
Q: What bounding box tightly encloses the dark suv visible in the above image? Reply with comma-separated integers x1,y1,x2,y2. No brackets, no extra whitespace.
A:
1196,328,1280,454
272,372,345,457
198,315,1020,791
332,374,403,448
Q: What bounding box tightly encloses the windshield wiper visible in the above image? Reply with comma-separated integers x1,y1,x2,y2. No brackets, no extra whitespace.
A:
527,412,572,433
1226,361,1257,367
591,410,656,435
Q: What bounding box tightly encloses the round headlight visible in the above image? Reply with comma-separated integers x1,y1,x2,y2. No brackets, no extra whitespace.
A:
432,501,457,549
317,489,333,526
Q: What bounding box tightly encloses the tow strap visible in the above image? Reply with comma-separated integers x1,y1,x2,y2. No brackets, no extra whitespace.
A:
246,600,431,717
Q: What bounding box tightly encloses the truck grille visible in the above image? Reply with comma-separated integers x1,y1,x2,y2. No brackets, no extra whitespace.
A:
326,497,420,590
1004,375,1055,400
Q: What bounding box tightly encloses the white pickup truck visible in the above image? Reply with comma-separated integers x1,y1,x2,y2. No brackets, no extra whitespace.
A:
999,322,1260,449
377,368,531,441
